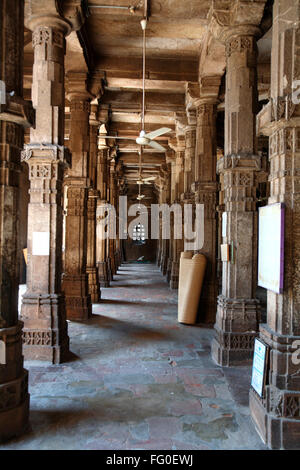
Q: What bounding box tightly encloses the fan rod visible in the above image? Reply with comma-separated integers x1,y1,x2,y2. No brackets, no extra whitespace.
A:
142,24,146,131
89,5,137,11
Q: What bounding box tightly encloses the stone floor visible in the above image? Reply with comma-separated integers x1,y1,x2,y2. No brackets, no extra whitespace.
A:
1,263,266,450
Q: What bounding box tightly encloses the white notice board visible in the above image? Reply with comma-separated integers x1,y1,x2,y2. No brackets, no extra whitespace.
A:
251,338,269,397
258,203,284,294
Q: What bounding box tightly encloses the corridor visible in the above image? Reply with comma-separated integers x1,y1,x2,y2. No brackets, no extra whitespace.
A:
1,264,266,450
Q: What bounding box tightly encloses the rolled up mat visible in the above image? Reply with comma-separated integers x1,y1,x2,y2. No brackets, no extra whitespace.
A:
178,252,193,314
178,253,207,325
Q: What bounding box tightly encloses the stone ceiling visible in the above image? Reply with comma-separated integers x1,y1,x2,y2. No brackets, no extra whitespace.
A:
23,0,272,188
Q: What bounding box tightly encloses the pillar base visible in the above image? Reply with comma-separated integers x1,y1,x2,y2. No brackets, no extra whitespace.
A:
156,250,161,267
21,294,70,363
161,254,168,276
110,255,117,276
107,257,113,282
249,324,300,449
114,251,119,273
166,258,172,283
98,261,110,287
63,274,92,322
211,295,260,366
170,260,179,289
250,386,300,449
0,378,30,443
87,267,101,303
198,281,217,324
0,322,30,442
212,329,258,366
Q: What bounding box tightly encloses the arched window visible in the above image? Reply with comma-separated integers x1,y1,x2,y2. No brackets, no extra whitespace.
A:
133,223,146,244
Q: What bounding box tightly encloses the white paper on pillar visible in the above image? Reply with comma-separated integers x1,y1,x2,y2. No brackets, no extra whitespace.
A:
0,340,6,365
222,212,227,238
32,232,50,256
258,203,285,294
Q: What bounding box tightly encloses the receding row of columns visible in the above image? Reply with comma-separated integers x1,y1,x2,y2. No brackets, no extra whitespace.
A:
0,0,123,440
1,0,300,450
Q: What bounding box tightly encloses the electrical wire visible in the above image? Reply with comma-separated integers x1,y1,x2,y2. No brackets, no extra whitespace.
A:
141,24,146,131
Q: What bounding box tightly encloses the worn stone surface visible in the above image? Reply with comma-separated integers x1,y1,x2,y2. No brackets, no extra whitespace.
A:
1,264,266,450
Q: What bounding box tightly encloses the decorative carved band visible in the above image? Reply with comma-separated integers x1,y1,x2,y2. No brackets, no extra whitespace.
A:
268,388,300,419
21,144,70,165
23,330,56,346
226,35,256,58
32,27,64,49
217,154,262,173
223,332,256,350
30,164,57,180
69,101,90,113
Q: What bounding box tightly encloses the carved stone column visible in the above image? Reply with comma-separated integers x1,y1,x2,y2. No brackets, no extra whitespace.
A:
62,73,92,321
159,165,170,276
166,151,175,283
250,0,300,449
86,104,101,302
169,135,185,289
211,27,264,366
96,142,110,287
182,112,196,202
169,139,185,289
0,0,34,441
86,189,100,302
188,78,221,324
21,3,81,363
108,157,117,276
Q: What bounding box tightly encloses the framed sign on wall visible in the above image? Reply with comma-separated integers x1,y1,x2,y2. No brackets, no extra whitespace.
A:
258,203,285,294
251,338,269,397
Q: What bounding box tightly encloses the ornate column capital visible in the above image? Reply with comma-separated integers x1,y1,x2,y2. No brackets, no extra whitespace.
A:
165,149,176,164
0,94,35,129
66,72,93,103
168,135,185,153
208,0,266,43
25,0,89,34
174,112,188,136
186,76,221,111
89,100,100,127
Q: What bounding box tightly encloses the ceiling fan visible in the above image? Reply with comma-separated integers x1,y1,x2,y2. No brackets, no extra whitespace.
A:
99,14,171,152
134,148,157,186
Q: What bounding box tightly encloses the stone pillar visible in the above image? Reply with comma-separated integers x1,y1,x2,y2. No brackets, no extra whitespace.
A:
159,165,170,276
86,104,101,302
188,78,221,324
96,144,110,287
86,189,100,303
62,73,92,321
183,117,196,201
166,151,176,284
21,6,76,363
211,28,263,366
0,0,34,441
169,135,185,289
250,0,300,449
108,158,117,276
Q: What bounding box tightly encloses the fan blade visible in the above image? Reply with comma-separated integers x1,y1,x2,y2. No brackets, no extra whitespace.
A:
99,136,136,140
144,128,172,140
143,176,156,182
148,140,166,152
